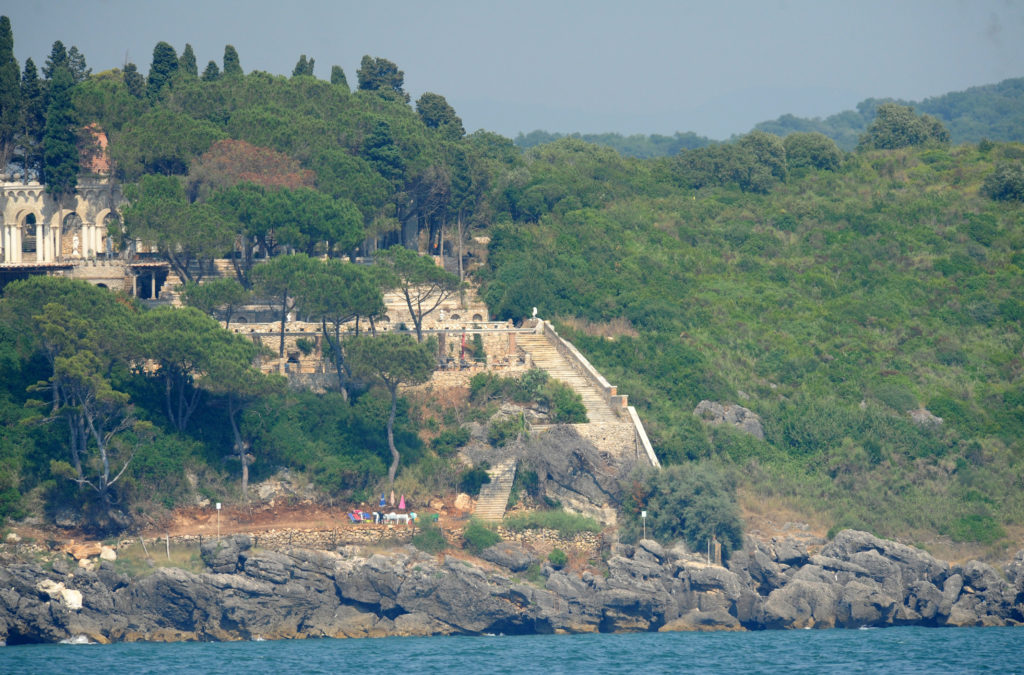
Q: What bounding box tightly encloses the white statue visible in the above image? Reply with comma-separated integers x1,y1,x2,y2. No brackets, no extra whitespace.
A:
72,234,80,257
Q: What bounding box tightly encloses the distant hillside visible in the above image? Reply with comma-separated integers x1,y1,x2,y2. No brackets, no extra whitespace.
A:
514,130,714,158
756,77,1024,150
517,78,1024,156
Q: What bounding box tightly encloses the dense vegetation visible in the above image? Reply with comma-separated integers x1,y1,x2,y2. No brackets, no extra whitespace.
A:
1,18,1022,550
481,124,1024,549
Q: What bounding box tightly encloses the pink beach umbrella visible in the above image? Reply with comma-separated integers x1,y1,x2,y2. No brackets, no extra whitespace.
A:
399,494,406,510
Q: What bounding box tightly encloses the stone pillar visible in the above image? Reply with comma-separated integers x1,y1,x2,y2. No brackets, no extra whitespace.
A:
151,274,157,299
35,223,43,262
132,273,137,297
11,226,21,263
1,225,8,262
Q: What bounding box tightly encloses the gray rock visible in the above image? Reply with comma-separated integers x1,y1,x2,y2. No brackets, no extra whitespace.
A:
659,608,742,632
836,579,898,627
763,579,838,629
772,538,808,566
480,542,535,572
199,534,252,574
694,400,765,440
904,579,944,622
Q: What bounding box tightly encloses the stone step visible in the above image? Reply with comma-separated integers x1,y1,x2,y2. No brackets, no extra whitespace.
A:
473,459,517,521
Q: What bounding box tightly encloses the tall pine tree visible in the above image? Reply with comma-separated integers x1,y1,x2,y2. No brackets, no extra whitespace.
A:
42,40,67,80
147,41,178,100
222,45,242,77
292,54,314,78
0,15,20,172
42,66,78,200
122,62,145,98
330,65,348,90
201,61,220,81
19,58,44,180
179,43,198,78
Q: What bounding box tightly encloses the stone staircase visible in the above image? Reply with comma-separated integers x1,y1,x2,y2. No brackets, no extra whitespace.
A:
473,458,517,521
516,333,621,424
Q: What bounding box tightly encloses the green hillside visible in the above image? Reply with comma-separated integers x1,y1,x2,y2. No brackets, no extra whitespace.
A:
2,22,1023,549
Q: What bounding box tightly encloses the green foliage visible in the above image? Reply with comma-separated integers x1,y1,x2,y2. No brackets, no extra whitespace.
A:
981,162,1024,201
858,103,950,150
432,427,470,456
547,548,568,568
784,132,843,171
945,513,1006,546
357,55,407,101
502,510,602,537
620,464,743,558
41,66,78,196
412,521,447,554
487,414,524,447
462,519,501,554
147,41,178,99
457,463,491,496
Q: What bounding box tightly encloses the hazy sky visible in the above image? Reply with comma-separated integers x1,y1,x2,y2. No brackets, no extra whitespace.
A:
5,0,1024,139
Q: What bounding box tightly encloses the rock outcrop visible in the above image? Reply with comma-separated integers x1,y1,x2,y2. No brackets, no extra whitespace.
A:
693,401,765,440
1,530,1021,644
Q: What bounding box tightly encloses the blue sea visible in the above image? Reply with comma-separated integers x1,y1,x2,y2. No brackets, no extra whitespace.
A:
0,627,1019,674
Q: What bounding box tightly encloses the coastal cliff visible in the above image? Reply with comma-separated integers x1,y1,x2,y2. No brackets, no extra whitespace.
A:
2,530,1021,644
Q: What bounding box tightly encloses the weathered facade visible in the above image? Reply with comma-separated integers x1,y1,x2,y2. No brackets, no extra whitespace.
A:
0,179,169,297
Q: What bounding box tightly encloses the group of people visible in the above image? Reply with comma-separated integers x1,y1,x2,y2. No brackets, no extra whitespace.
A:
346,490,417,526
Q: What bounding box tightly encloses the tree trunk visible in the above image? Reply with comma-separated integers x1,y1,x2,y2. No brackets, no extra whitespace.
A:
228,395,248,499
402,288,423,342
386,383,400,486
278,293,288,358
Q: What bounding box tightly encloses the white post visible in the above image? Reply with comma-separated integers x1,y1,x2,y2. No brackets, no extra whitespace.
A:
216,502,222,539
641,510,647,540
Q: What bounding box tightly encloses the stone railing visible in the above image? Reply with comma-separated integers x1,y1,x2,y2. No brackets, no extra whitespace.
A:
537,320,659,468
538,321,627,410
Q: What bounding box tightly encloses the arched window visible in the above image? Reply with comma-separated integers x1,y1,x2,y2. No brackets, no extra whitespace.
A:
21,214,37,253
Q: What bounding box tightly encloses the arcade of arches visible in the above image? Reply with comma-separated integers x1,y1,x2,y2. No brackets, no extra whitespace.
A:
1,181,116,264
0,180,168,299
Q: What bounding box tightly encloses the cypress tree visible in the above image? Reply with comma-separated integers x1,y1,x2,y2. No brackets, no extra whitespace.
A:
179,43,198,78
0,15,20,172
19,58,44,179
292,54,314,78
147,41,178,99
122,62,145,98
201,60,220,82
42,40,67,80
42,66,78,198
222,45,242,77
67,45,90,83
330,65,348,91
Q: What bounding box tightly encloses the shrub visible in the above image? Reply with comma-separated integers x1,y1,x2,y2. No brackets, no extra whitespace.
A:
946,513,1006,545
547,548,568,568
488,414,524,447
412,521,447,554
503,509,602,537
458,463,491,496
544,380,588,423
618,463,743,558
432,427,470,456
981,162,1024,202
463,519,501,554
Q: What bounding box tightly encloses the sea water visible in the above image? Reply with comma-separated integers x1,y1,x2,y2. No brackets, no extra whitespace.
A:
0,627,1020,674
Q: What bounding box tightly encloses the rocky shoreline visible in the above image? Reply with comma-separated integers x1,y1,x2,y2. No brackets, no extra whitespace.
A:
1,529,1021,644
